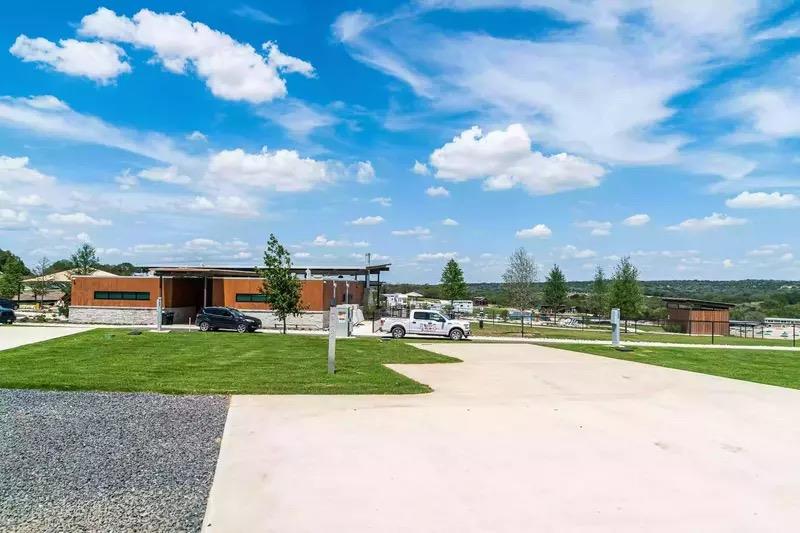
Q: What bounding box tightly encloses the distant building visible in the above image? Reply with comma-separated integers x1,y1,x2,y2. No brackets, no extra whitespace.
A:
764,317,800,326
663,297,735,335
472,296,488,306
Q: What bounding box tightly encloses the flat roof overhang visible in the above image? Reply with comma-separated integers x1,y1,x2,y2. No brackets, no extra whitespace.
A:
145,264,391,278
662,297,736,310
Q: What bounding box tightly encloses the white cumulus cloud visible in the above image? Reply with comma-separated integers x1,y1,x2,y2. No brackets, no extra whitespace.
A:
442,218,459,226
0,155,55,185
355,161,375,184
412,160,430,175
10,35,131,83
667,213,747,231
576,220,612,236
349,215,384,226
78,7,314,103
515,224,552,239
622,213,651,226
560,245,596,260
425,186,449,197
430,124,605,195
726,191,800,209
207,147,334,192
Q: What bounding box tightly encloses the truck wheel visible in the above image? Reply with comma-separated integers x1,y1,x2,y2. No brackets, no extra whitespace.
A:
449,328,464,341
199,321,210,332
391,326,406,339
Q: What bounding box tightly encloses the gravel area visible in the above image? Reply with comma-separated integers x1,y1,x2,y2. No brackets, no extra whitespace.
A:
0,389,228,532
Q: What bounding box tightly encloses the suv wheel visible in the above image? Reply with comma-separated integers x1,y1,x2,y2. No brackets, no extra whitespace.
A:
449,328,464,341
236,323,248,334
391,326,406,339
199,321,211,332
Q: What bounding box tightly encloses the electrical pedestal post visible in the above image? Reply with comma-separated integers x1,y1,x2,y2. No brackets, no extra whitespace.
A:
328,307,337,374
611,308,620,347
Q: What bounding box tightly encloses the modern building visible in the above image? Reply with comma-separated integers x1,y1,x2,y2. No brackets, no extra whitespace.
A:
70,264,389,329
663,297,735,335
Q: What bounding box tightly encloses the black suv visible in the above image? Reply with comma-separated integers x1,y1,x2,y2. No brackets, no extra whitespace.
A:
196,307,262,333
0,298,19,310
0,306,15,325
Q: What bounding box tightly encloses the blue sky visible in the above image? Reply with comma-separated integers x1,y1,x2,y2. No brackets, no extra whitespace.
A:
1,1,799,282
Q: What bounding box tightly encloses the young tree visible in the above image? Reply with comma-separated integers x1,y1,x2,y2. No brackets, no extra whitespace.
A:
609,257,644,320
29,256,53,307
440,259,468,307
588,266,609,317
542,265,568,316
502,247,538,336
0,256,27,300
261,234,303,334
70,244,100,275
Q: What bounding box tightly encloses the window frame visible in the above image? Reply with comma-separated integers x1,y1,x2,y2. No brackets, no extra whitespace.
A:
235,293,267,303
94,291,150,301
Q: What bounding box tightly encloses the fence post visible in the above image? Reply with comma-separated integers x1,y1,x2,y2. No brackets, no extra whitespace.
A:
793,324,796,348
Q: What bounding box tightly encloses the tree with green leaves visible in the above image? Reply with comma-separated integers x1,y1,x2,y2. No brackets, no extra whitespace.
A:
588,266,609,317
70,244,100,275
440,259,468,307
502,247,537,336
609,257,644,320
0,255,27,300
542,264,568,316
261,234,303,334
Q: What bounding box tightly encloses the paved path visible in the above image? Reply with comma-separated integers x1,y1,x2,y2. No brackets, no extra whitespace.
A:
202,342,800,532
0,325,93,351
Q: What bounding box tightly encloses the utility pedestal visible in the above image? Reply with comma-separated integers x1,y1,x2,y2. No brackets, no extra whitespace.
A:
611,308,620,347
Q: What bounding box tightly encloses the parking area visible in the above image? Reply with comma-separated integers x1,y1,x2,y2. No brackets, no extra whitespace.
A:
0,325,93,351
203,342,800,532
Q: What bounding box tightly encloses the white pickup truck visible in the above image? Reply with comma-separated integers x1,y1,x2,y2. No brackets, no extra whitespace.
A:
381,310,471,340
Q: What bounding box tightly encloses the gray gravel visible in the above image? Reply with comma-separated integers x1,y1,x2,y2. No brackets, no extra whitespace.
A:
0,389,228,532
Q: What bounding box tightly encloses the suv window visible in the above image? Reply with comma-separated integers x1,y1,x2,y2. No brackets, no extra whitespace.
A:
204,307,223,316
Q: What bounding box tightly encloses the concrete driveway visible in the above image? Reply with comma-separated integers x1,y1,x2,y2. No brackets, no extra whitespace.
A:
0,325,93,351
203,343,800,532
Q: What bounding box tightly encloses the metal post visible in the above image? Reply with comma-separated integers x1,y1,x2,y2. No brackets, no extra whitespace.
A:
156,296,163,331
328,307,337,374
793,324,796,348
611,308,620,347
711,320,715,345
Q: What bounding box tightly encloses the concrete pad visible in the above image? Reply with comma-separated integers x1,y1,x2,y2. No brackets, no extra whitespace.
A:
0,325,93,351
203,343,800,532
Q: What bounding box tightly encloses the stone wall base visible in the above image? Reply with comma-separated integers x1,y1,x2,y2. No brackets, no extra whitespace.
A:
70,306,157,325
245,311,326,330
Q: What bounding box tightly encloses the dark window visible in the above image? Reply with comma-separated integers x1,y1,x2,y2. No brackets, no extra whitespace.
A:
236,293,267,303
413,311,430,320
94,291,150,301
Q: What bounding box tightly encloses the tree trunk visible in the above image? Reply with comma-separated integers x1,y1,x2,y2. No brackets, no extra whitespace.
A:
283,316,287,335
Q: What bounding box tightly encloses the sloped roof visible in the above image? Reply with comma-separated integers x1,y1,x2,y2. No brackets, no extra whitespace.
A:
23,269,119,283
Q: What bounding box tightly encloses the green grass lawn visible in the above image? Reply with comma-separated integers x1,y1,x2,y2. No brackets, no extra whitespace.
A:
545,343,800,390
472,321,795,347
0,329,459,394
